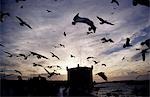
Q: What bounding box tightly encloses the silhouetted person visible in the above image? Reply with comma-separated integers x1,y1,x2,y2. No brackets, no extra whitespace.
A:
133,0,150,7
64,32,66,36
96,72,107,81
44,68,60,78
87,57,95,60
101,37,114,43
72,13,96,33
0,12,10,22
30,51,49,59
15,70,22,75
33,63,43,67
50,52,60,60
97,16,114,25
141,39,150,49
123,38,132,48
111,0,119,6
16,16,32,29
16,0,26,3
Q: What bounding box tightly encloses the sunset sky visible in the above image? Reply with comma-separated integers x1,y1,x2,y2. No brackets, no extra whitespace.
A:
0,0,149,82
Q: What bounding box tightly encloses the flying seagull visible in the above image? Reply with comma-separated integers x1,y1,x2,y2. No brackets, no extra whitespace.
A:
64,32,66,36
46,10,52,13
0,12,10,22
50,52,60,60
102,64,106,67
14,70,22,75
93,60,100,65
3,51,13,57
33,63,43,67
44,68,60,78
97,16,114,25
0,43,5,47
17,53,31,60
123,38,132,48
56,65,62,69
87,31,94,35
141,39,150,49
30,51,49,59
59,44,65,48
101,37,114,43
111,0,119,6
47,66,53,69
96,72,107,81
72,13,96,33
16,16,32,29
71,55,75,58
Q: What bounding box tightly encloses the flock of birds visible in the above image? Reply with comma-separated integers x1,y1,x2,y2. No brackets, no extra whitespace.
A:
0,0,150,81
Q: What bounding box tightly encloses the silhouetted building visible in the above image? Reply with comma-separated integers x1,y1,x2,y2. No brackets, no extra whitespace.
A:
66,64,94,96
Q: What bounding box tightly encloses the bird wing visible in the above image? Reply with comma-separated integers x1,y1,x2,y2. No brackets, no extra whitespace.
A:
16,16,24,22
97,72,107,81
24,23,32,29
97,16,103,21
55,55,60,60
15,70,22,75
105,21,114,25
115,0,119,6
44,68,51,75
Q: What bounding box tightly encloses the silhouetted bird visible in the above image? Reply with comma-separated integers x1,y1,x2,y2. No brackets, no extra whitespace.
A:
133,0,150,7
87,57,95,60
16,0,26,3
123,38,132,48
50,52,60,60
97,16,114,25
122,56,125,61
56,65,62,69
141,39,150,48
102,64,106,67
0,12,10,22
20,5,23,8
141,49,149,61
0,43,5,47
47,66,53,69
72,13,96,33
30,51,49,59
17,53,31,60
111,0,119,6
44,68,60,78
14,70,22,75
70,55,75,58
59,44,65,48
16,16,32,29
93,60,99,65
46,10,52,12
96,72,107,81
64,32,66,36
3,51,13,57
33,63,43,67
87,31,93,35
101,37,114,43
